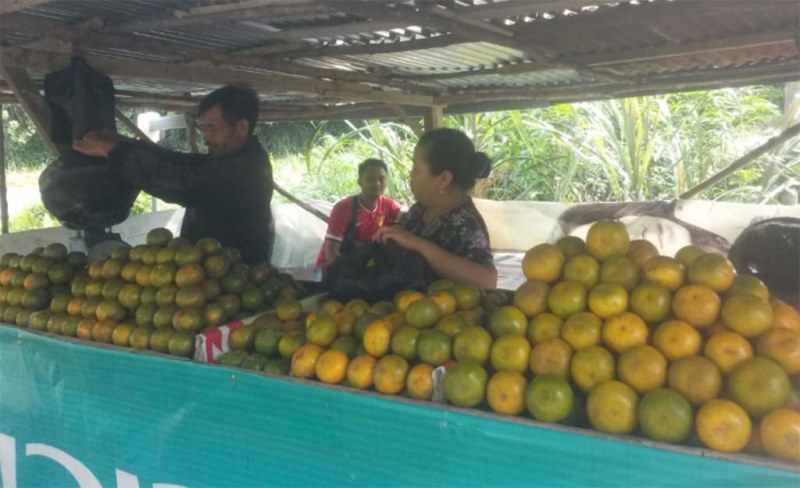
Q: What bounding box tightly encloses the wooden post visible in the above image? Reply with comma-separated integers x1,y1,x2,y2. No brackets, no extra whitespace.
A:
1,66,58,155
680,122,800,199
423,105,444,133
185,112,198,153
0,101,8,234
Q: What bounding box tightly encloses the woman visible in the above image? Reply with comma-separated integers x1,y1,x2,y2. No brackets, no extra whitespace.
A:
374,129,497,289
316,158,404,273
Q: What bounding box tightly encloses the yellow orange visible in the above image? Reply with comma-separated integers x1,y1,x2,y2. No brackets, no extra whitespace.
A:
562,254,600,289
757,327,800,375
771,300,800,332
406,363,434,400
555,235,586,258
290,344,324,379
530,338,573,379
315,349,349,384
560,312,602,350
703,331,753,375
547,281,588,318
652,320,702,361
587,380,638,435
696,399,751,453
617,345,667,394
346,354,377,389
599,255,640,291
373,354,409,395
721,294,773,338
759,408,800,461
667,356,722,407
627,239,659,268
394,290,425,313
527,313,563,345
675,245,704,268
429,291,458,316
687,253,735,292
522,244,565,283
587,283,628,319
586,220,630,261
486,371,528,415
363,320,392,357
490,334,531,373
570,345,615,392
601,312,648,354
513,281,550,317
642,256,685,291
672,284,720,328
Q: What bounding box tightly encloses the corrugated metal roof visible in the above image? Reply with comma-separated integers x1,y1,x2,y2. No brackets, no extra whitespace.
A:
0,0,797,119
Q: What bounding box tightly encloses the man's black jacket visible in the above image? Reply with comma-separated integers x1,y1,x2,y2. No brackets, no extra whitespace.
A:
107,137,273,263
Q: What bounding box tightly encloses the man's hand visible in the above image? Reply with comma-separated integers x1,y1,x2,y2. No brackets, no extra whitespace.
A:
73,130,123,158
373,225,425,252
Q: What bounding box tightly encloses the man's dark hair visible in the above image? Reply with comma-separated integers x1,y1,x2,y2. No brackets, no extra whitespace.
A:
198,85,259,135
358,158,388,179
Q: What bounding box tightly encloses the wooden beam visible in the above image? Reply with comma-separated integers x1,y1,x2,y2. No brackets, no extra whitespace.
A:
0,46,436,107
423,106,444,132
107,3,334,34
0,66,58,155
114,109,153,141
0,101,8,234
680,123,800,199
0,0,53,14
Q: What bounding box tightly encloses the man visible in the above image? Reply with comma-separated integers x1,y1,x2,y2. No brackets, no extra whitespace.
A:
315,158,404,277
73,85,274,263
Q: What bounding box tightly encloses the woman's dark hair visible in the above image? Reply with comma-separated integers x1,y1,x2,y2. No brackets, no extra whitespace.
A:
358,158,388,178
198,85,259,135
416,128,491,191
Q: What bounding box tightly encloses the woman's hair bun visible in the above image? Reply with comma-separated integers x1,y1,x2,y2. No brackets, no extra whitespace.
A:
471,152,492,179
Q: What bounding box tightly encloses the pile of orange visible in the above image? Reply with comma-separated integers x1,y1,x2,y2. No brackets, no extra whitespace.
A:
265,219,799,463
0,228,303,360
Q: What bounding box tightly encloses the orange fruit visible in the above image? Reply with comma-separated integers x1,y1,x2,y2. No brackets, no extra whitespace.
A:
306,316,338,347
452,326,493,365
672,284,721,328
373,354,409,395
527,313,563,345
346,354,376,389
390,326,421,361
427,279,455,295
406,363,434,400
382,311,406,332
653,320,701,361
555,235,586,258
488,305,528,338
451,283,481,311
728,357,791,418
417,330,452,366
315,349,349,384
759,408,800,461
617,345,667,394
587,380,638,434
486,371,528,415
459,307,484,327
547,281,587,318
290,344,324,379
642,256,685,291
522,244,565,283
525,374,574,422
560,312,602,350
687,253,735,292
513,281,550,317
344,298,370,318
320,299,344,316
675,245,704,268
587,283,628,319
490,334,531,373
629,283,671,323
601,312,648,354
772,300,800,332
276,299,302,321
627,239,659,268
394,290,425,313
562,254,600,289
444,359,488,407
405,298,441,328
363,320,392,357
724,274,769,301
586,220,630,261
667,356,721,407
638,388,694,444
429,292,457,316
599,255,639,291
696,399,752,453
703,331,753,374
530,338,573,378
332,309,357,336
757,327,800,375
570,345,615,392
435,314,468,338
721,294,773,338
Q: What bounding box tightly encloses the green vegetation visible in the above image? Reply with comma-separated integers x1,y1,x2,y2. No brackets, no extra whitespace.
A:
3,84,798,233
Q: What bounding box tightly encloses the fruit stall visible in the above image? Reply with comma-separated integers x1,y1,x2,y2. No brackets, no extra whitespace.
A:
2,1,800,486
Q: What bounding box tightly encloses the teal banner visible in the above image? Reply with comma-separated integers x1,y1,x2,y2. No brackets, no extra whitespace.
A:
0,325,797,487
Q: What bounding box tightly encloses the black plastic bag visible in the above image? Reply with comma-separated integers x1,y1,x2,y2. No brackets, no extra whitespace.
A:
728,217,800,305
326,242,434,303
39,150,139,230
44,56,116,144
39,56,139,230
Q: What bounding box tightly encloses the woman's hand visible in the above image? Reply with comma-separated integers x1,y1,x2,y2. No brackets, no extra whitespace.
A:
373,225,425,251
